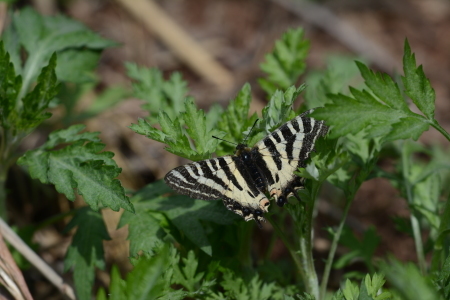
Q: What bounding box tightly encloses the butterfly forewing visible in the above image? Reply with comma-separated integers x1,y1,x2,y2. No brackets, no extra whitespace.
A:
164,156,270,224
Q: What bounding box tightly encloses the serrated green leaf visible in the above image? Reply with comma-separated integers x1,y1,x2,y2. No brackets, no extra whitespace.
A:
259,28,309,95
304,55,362,109
11,7,115,99
119,210,166,256
343,279,359,300
312,43,434,144
358,278,373,300
126,63,187,122
402,40,435,119
382,116,429,142
435,253,450,299
172,250,204,292
247,85,302,146
356,61,408,111
129,118,167,143
18,125,134,212
0,41,21,128
129,181,238,255
109,244,170,300
216,83,252,142
46,124,101,148
183,98,209,154
19,52,58,130
64,207,110,300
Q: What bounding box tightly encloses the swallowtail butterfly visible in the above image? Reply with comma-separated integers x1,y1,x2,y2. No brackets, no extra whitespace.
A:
164,108,328,228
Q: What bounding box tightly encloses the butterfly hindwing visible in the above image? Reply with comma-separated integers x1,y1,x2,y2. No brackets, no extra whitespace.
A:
254,109,328,205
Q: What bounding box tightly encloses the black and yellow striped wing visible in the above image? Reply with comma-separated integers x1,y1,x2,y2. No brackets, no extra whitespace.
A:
253,109,328,207
164,156,270,224
164,108,328,227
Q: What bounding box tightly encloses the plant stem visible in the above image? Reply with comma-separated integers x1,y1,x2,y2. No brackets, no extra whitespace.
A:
237,221,253,268
297,185,320,299
319,194,353,299
266,215,307,291
401,143,426,274
430,121,450,143
431,193,450,272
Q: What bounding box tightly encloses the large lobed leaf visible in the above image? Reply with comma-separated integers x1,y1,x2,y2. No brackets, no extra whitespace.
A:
312,40,434,144
64,207,110,300
18,124,134,212
5,7,115,88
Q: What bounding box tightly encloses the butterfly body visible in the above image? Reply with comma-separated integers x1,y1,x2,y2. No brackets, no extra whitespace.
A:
164,109,328,228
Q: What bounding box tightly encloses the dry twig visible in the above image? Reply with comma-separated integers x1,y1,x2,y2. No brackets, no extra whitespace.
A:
115,0,235,93
0,218,76,300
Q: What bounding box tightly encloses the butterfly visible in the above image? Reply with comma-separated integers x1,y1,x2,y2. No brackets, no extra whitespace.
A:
164,108,328,228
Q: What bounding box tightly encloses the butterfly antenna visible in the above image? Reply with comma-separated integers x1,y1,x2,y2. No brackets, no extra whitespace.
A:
243,119,259,143
212,136,238,146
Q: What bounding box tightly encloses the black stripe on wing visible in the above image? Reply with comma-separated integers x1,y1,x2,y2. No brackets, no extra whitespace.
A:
164,157,233,200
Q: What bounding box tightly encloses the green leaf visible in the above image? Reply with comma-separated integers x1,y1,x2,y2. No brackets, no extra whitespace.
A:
333,227,380,271
247,85,303,146
402,39,435,119
18,125,134,212
119,210,166,256
216,83,253,142
131,97,226,161
219,269,279,300
19,53,58,130
434,253,450,299
342,279,359,300
182,98,218,156
312,42,434,144
358,279,373,300
126,63,187,123
64,207,110,300
172,250,204,292
304,55,362,109
109,244,171,300
382,116,429,142
380,258,440,300
128,181,238,256
0,41,22,129
259,28,309,95
356,61,408,111
55,49,100,83
9,7,115,99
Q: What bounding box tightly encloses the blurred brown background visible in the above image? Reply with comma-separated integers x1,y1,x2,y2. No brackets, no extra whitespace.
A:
3,0,450,298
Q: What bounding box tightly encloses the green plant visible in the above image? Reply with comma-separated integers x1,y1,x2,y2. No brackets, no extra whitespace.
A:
0,7,132,299
2,7,450,300
127,28,450,300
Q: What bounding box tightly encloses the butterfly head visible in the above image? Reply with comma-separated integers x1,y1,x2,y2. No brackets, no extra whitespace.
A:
235,143,251,156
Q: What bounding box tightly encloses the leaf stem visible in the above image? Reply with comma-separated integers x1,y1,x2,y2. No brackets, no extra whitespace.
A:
430,120,450,143
266,215,307,291
401,143,426,274
319,193,353,299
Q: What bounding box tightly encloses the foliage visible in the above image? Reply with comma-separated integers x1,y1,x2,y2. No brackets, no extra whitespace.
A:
18,125,133,212
0,6,129,299
2,7,450,300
